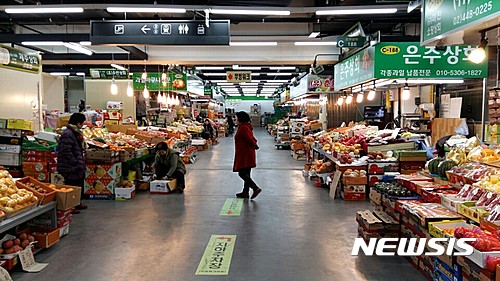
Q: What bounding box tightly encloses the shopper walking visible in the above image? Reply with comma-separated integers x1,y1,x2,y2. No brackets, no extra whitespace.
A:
233,111,262,199
57,113,87,214
226,115,235,135
153,142,187,193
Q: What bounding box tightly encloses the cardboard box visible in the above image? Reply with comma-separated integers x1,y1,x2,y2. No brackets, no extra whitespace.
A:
0,119,7,129
343,177,368,185
150,179,177,194
400,161,426,171
0,144,21,154
0,128,22,139
23,172,49,183
86,162,122,179
54,184,81,210
86,149,120,162
59,224,70,238
344,185,366,193
368,161,399,174
104,120,120,126
84,175,117,198
115,186,136,201
7,119,33,131
16,176,56,205
30,226,60,248
22,161,48,173
428,220,471,238
50,173,65,185
457,203,488,224
441,194,476,213
369,188,382,205
106,124,137,134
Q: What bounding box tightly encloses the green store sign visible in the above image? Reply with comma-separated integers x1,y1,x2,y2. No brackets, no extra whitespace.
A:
0,45,41,74
90,68,128,79
133,72,187,91
334,42,488,90
334,47,375,91
422,0,500,45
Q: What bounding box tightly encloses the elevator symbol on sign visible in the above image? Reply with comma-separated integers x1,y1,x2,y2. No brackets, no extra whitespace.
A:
178,24,189,35
161,24,171,35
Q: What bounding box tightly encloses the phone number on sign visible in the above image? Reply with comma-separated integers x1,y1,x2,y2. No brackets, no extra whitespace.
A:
435,69,482,76
453,1,493,26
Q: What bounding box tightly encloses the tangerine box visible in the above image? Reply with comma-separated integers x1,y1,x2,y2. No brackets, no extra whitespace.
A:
85,162,122,180
53,184,81,210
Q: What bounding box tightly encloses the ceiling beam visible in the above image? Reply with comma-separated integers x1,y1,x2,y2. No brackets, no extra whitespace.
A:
118,46,148,60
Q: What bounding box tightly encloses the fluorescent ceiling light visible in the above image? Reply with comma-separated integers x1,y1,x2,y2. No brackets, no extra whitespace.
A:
210,9,290,16
264,82,284,85
22,41,64,46
227,93,242,96
5,7,84,14
266,73,293,76
107,7,186,13
215,83,234,86
262,85,279,88
308,32,320,38
240,86,258,89
76,72,85,76
396,79,464,84
269,66,296,70
204,73,260,76
63,42,93,56
265,80,289,83
294,41,337,46
111,64,127,71
79,41,92,46
196,66,225,70
316,8,398,15
230,42,278,46
50,72,70,76
239,83,259,86
233,66,262,70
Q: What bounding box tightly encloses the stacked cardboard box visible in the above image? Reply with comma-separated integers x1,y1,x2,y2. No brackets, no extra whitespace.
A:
84,162,122,200
290,120,305,138
23,150,58,182
397,150,427,174
0,129,23,178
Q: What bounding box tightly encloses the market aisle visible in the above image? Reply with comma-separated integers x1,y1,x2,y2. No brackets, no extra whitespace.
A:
12,128,423,281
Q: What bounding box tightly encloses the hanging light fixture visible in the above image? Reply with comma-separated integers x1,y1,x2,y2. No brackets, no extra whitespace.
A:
346,94,353,104
175,95,180,106
367,81,376,101
143,86,149,99
337,95,344,106
161,67,167,82
158,92,163,104
356,93,364,103
469,35,488,64
110,78,118,95
142,68,147,80
402,82,411,100
167,94,172,105
126,81,133,97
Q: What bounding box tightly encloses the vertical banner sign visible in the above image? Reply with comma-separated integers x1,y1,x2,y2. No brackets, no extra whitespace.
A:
204,86,213,98
133,73,187,91
0,45,41,74
226,71,252,83
196,235,237,275
334,47,375,91
422,0,499,45
374,42,488,79
90,69,129,79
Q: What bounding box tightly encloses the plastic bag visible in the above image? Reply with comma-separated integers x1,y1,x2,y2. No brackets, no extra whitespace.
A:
455,119,469,136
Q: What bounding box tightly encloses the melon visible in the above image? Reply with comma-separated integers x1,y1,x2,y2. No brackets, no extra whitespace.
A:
426,157,443,175
437,160,457,178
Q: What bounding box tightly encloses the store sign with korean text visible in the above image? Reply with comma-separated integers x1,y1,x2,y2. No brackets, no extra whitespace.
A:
204,86,213,98
90,68,129,79
132,73,187,91
334,47,375,91
337,36,367,48
374,42,487,79
226,71,251,83
307,75,334,93
0,45,40,74
422,0,499,45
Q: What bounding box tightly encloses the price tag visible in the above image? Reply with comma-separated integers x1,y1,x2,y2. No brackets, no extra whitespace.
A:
18,247,48,273
0,267,13,281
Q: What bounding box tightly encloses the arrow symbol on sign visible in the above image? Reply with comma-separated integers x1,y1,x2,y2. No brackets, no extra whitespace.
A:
218,236,232,242
226,210,233,215
141,24,151,34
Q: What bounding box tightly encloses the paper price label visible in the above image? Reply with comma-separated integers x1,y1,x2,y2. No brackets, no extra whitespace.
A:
19,247,48,273
0,267,12,281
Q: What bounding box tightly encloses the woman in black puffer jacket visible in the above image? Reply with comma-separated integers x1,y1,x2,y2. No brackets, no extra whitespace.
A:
57,113,87,213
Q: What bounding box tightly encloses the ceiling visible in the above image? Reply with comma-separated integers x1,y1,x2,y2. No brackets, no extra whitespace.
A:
0,1,435,96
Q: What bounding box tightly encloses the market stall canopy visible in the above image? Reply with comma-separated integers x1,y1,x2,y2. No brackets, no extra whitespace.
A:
334,42,488,91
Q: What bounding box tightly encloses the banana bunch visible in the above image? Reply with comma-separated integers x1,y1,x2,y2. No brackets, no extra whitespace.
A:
401,132,412,138
447,147,467,165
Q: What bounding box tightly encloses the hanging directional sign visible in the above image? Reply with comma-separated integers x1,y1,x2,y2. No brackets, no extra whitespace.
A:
90,20,230,45
0,45,40,74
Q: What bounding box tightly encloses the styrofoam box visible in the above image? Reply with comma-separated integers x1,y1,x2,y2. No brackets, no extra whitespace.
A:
0,144,21,154
59,224,70,237
115,186,135,200
0,129,21,138
0,153,21,166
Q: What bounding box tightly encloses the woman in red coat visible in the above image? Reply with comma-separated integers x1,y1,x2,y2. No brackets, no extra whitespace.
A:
233,111,262,199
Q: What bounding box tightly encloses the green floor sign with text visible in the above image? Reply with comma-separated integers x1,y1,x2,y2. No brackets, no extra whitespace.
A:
220,198,244,216
196,235,237,275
